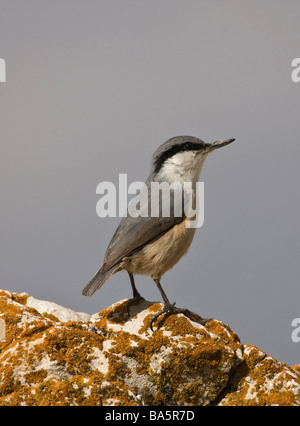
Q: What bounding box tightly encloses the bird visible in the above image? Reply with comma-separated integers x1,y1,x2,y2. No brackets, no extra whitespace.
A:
82,136,235,330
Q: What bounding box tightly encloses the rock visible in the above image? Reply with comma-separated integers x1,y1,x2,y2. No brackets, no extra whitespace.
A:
0,289,299,406
26,295,91,323
292,365,300,375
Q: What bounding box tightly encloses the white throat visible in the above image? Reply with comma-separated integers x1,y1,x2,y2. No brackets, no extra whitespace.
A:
157,151,208,184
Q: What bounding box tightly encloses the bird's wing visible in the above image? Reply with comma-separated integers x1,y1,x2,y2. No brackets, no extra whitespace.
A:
101,184,185,273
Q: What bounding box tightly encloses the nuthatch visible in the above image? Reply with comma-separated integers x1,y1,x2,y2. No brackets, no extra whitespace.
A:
83,136,235,330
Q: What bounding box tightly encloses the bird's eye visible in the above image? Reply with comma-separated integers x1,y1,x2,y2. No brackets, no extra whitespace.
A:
184,142,193,150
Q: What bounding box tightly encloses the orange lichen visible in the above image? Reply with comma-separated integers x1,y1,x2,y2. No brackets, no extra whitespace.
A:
0,290,299,406
292,365,300,375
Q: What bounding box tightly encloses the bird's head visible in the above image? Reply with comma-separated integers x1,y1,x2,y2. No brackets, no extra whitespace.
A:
151,135,235,183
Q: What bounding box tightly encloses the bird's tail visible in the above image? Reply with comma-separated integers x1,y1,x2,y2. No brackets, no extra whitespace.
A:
82,265,119,297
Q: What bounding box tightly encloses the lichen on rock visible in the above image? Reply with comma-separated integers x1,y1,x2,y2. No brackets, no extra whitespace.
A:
0,289,299,406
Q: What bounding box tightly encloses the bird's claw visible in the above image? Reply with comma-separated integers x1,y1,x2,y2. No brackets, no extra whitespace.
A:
150,302,190,332
127,294,145,316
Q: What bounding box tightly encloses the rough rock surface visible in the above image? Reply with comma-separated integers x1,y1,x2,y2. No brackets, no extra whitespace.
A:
0,289,299,406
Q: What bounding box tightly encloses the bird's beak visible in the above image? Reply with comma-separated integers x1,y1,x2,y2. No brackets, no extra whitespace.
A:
205,138,235,152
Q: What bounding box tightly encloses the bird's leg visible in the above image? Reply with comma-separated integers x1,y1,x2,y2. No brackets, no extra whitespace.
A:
129,272,140,298
127,272,144,315
150,279,190,331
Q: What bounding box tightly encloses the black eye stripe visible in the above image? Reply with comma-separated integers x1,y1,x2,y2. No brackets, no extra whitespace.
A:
153,142,204,173
183,142,202,151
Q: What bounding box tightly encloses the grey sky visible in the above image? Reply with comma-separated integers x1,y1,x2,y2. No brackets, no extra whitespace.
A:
0,0,299,365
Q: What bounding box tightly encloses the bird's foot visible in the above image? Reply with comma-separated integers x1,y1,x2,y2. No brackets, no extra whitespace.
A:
150,302,190,332
127,293,145,316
